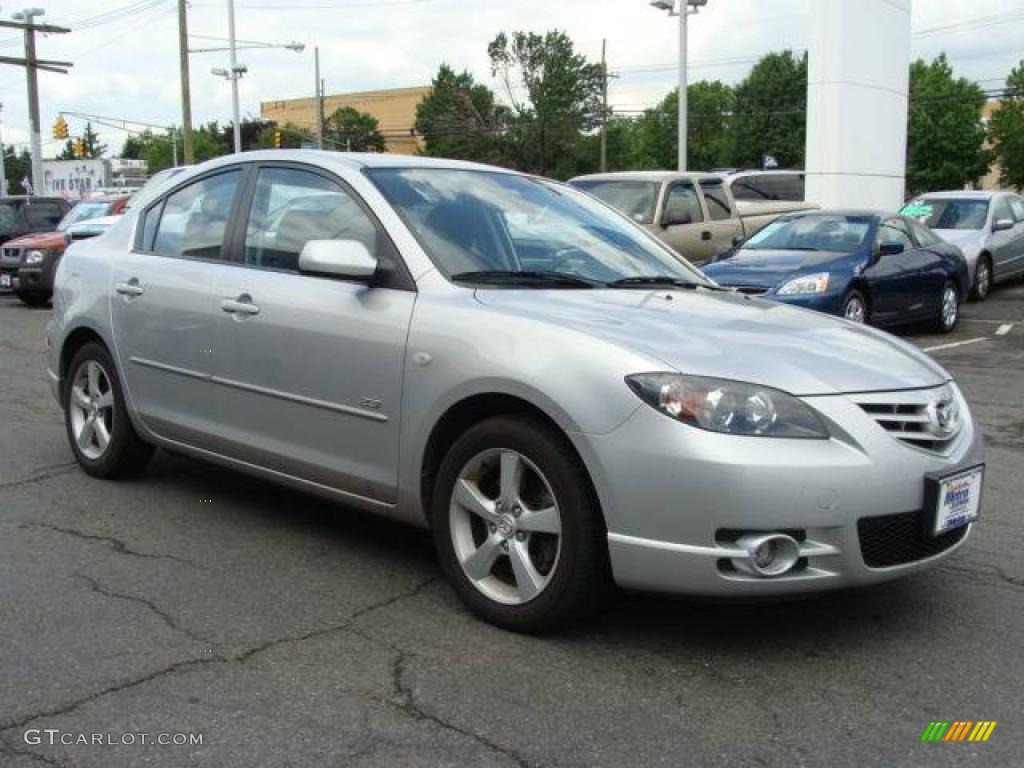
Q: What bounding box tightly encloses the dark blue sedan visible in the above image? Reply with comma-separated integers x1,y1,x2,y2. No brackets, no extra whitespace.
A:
702,211,969,333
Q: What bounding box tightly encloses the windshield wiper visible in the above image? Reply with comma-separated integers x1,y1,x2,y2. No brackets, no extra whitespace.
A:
450,270,604,288
608,276,723,291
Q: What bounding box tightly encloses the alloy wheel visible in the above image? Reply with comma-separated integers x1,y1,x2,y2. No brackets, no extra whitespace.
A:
941,285,958,330
844,295,866,324
975,261,991,299
449,448,562,605
69,360,115,460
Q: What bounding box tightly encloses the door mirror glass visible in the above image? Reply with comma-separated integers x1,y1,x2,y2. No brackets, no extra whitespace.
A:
993,218,1014,232
879,241,905,256
298,239,378,280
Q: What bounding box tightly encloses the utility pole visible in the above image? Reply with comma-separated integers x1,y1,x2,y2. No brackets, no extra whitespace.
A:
677,5,687,172
177,0,194,164
227,0,241,153
314,46,323,149
0,103,7,196
0,12,71,195
600,38,608,173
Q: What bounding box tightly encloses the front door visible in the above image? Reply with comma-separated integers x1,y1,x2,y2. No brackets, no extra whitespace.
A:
990,195,1024,278
110,168,243,445
209,164,415,503
658,180,714,265
865,218,931,324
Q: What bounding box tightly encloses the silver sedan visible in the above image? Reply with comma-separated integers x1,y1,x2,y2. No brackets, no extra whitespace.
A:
47,152,985,632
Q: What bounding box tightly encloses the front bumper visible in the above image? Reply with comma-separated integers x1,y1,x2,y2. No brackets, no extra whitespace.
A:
578,384,984,597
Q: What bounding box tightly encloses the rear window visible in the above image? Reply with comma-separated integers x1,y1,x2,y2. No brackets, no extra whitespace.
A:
58,201,112,231
730,173,805,202
570,180,659,225
901,198,988,230
0,203,19,234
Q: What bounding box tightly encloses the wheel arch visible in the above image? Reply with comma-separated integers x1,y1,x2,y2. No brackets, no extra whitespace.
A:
59,325,112,393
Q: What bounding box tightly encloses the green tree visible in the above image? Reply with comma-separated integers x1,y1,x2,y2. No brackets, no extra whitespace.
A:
731,51,807,169
254,121,315,149
3,145,32,194
629,82,736,170
57,122,108,159
325,106,386,152
488,29,604,178
907,54,992,194
121,123,228,173
415,64,507,164
989,59,1024,190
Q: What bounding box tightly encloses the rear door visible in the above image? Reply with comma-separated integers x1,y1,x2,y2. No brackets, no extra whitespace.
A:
110,168,244,445
208,163,416,503
695,177,743,260
658,180,713,264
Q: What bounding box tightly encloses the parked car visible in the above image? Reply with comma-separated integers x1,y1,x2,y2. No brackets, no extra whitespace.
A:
703,211,969,333
1,196,128,306
569,171,816,265
0,197,73,294
48,152,984,632
900,191,1024,301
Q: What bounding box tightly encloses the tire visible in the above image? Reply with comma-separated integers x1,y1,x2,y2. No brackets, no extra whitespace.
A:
64,342,154,479
842,289,869,325
970,255,992,302
934,281,959,334
15,290,50,308
431,415,612,633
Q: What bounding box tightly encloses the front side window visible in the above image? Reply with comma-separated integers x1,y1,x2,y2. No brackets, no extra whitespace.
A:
663,183,704,224
152,170,241,260
745,215,871,253
569,180,659,225
876,219,914,251
367,168,708,285
243,167,377,271
698,179,733,221
1009,196,1024,223
993,197,1014,225
906,218,942,247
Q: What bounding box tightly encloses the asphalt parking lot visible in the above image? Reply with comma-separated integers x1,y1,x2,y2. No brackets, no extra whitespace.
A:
1,285,1022,768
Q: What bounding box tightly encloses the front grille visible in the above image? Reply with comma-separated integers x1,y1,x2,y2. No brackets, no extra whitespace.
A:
849,386,961,453
1,247,21,265
858,510,968,567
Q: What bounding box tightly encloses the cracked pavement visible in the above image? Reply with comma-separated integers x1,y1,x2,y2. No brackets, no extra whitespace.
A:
1,285,1023,768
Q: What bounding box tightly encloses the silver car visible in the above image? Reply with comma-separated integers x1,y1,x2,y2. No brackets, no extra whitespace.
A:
902,190,1024,300
47,152,985,632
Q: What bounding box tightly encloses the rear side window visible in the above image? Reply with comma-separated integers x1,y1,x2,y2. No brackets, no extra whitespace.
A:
25,202,65,229
698,179,733,221
663,182,704,224
151,170,241,260
243,166,378,272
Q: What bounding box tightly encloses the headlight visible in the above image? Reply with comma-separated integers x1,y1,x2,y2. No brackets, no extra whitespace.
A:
24,249,47,265
777,272,829,295
625,373,829,438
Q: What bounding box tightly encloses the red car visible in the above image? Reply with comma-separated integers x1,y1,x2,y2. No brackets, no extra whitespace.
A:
0,195,128,306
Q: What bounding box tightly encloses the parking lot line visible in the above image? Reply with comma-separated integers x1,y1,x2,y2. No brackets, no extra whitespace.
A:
922,338,989,353
996,324,1013,336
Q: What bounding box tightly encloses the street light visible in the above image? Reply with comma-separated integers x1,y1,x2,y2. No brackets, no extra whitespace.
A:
0,102,7,197
649,0,709,172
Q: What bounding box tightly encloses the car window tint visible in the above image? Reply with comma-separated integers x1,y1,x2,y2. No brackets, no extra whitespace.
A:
993,197,1013,224
25,203,64,229
663,183,704,224
698,179,732,221
877,219,914,250
1010,196,1024,223
152,170,241,260
243,167,377,272
0,203,17,234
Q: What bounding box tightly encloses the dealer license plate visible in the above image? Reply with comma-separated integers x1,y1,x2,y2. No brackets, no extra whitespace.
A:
929,466,984,536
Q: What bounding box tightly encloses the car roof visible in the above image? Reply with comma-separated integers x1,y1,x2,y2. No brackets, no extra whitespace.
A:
913,190,1002,200
0,196,67,203
196,149,521,176
570,171,719,183
790,208,885,219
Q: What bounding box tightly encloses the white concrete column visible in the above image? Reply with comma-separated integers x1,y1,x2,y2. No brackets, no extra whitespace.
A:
805,0,912,210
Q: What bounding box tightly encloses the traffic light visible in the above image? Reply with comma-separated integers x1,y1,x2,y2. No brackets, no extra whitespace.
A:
53,116,68,140
73,138,86,158
274,130,282,148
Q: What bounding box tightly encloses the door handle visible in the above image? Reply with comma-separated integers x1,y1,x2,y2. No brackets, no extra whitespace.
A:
701,231,712,241
220,295,260,316
115,279,144,297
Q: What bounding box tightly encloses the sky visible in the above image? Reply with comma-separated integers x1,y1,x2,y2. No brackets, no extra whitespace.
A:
0,0,1021,156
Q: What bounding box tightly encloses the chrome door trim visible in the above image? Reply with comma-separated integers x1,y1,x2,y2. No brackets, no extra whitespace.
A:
210,374,390,422
130,356,210,381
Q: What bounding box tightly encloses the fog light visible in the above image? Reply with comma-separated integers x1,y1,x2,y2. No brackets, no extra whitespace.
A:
734,533,801,577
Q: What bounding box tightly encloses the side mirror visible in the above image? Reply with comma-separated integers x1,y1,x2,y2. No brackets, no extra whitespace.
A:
298,239,377,280
732,234,746,247
662,210,693,228
879,241,905,256
993,218,1014,232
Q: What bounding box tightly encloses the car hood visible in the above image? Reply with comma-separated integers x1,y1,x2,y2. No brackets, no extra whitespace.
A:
933,229,982,250
474,288,948,396
703,249,853,288
2,230,63,249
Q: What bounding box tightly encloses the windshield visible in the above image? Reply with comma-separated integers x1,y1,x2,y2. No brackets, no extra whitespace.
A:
569,180,660,225
901,198,989,230
0,203,19,235
58,201,111,232
744,215,872,253
367,168,707,286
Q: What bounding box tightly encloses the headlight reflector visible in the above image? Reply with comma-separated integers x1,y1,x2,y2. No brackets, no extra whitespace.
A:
778,272,829,295
24,249,47,265
626,373,828,438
